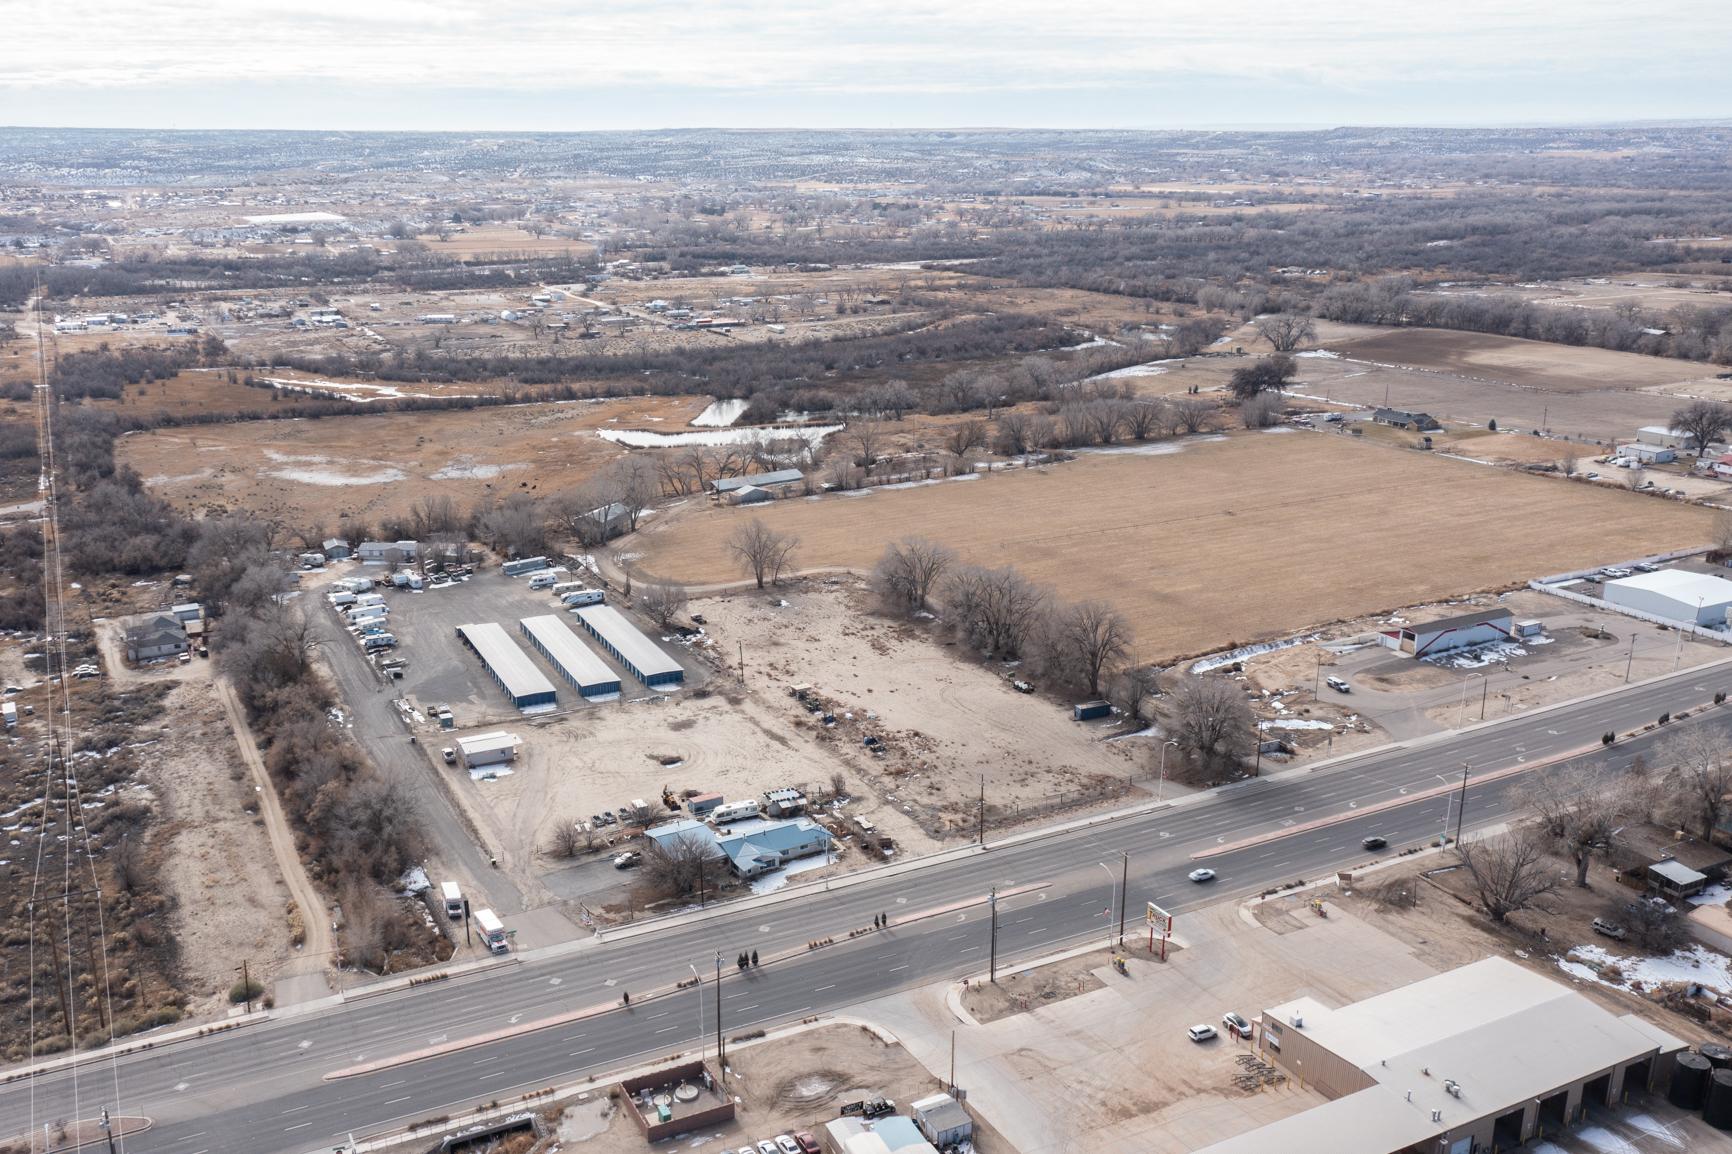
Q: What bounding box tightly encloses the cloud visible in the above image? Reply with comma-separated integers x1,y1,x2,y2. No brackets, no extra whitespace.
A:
1,0,1726,126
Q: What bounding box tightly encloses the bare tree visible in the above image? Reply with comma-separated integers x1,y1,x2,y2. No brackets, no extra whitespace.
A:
1525,762,1627,887
1168,675,1255,773
544,819,593,859
1108,662,1161,725
991,411,1036,456
1045,600,1131,697
1661,729,1732,840
1557,445,1580,477
1239,393,1283,429
1714,507,1732,554
1171,397,1218,435
727,519,800,589
851,422,885,469
1670,399,1731,457
641,833,725,899
1624,463,1646,491
1455,830,1560,923
944,419,986,461
1228,353,1297,401
872,537,956,616
554,484,620,547
605,455,660,532
1255,314,1316,353
637,584,689,629
942,564,1050,658
1123,400,1168,441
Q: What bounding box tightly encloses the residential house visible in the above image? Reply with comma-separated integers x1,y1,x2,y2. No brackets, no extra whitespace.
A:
124,614,190,662
716,817,833,879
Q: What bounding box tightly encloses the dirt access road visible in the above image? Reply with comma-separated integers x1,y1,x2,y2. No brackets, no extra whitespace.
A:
214,678,334,993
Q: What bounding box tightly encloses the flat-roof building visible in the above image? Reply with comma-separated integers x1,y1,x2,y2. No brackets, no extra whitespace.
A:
574,605,683,687
1604,568,1732,626
455,623,557,711
1196,957,1685,1154
1381,608,1512,658
518,615,622,699
456,731,522,768
710,469,804,494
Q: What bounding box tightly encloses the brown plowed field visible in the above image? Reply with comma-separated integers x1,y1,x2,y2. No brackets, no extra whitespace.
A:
629,432,1713,661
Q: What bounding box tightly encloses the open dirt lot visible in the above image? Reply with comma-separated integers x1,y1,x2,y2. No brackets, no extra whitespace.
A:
117,393,706,526
628,433,1715,663
1284,323,1730,441
145,677,299,1019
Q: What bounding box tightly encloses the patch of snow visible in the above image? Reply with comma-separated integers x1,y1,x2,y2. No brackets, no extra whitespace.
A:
1262,426,1296,434
1689,883,1730,907
596,424,841,450
266,465,407,486
1561,942,1732,997
1259,719,1333,731
1085,360,1176,382
398,866,431,895
691,398,750,428
430,459,520,481
1295,349,1341,359
1423,640,1527,669
1192,634,1319,674
469,766,515,782
1573,1127,1638,1154
748,851,835,895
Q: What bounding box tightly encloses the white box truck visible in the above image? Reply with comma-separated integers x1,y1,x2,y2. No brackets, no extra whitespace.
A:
1,702,16,729
474,908,510,954
441,881,463,919
711,799,760,824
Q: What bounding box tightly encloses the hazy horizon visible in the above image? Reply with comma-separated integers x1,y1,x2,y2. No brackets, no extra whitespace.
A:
4,0,1727,133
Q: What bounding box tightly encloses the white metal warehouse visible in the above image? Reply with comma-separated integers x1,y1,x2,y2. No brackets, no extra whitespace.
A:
456,731,521,768
573,605,684,687
518,615,622,699
1603,568,1732,626
455,623,558,710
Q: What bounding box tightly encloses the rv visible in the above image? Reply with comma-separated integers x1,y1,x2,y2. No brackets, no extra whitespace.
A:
550,581,586,598
502,556,549,577
561,589,606,608
711,800,761,825
527,571,558,591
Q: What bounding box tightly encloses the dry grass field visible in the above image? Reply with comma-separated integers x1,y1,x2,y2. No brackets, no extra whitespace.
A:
628,432,1713,661
1315,321,1707,391
118,393,706,527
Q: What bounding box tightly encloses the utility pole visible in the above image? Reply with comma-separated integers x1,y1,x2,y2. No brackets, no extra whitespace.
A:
464,899,472,947
1625,632,1636,683
238,959,253,1014
988,888,999,984
976,775,985,846
1479,676,1490,721
1455,762,1470,845
100,1106,116,1154
738,641,744,683
1313,652,1322,699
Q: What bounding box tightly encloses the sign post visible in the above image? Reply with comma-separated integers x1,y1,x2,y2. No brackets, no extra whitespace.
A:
1146,901,1173,962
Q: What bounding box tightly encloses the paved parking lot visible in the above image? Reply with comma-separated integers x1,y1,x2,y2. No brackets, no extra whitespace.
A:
338,567,701,727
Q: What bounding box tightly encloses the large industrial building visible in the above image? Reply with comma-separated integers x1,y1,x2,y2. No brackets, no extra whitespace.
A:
455,622,558,711
573,605,684,687
1603,568,1732,626
1380,608,1512,658
518,615,622,699
1197,958,1683,1154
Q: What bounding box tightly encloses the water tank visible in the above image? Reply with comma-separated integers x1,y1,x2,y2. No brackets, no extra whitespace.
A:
1704,1043,1732,1070
1706,1068,1732,1129
1671,1052,1712,1109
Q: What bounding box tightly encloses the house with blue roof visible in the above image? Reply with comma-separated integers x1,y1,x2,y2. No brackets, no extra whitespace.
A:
645,819,721,859
715,818,833,879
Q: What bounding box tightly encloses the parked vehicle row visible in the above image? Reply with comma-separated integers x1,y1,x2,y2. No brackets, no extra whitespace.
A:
736,1134,817,1154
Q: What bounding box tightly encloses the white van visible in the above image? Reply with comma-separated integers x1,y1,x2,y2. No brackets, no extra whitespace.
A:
441,881,463,918
527,572,558,590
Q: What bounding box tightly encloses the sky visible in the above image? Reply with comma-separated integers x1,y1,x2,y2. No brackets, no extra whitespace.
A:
2,0,1727,132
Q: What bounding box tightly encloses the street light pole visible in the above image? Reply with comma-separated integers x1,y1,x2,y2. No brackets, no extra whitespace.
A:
689,963,704,1062
1157,739,1178,803
1455,762,1470,845
1118,851,1129,946
1099,863,1116,950
988,887,999,984
714,950,724,1079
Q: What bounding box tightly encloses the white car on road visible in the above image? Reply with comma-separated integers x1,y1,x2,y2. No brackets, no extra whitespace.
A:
1188,868,1216,883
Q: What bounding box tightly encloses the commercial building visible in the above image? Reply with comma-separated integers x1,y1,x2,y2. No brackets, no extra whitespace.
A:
1380,608,1512,657
1603,568,1732,626
1197,958,1684,1154
455,731,522,769
518,615,622,699
1636,425,1698,452
909,1093,973,1148
455,623,558,711
715,817,833,879
573,604,684,687
124,614,190,662
1617,442,1676,464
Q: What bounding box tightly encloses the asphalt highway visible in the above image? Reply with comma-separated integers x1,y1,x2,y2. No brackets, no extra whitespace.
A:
7,658,1732,1154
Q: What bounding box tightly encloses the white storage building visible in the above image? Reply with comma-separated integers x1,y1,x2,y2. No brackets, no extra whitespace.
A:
456,731,522,768
518,615,621,699
455,622,558,710
1603,569,1732,626
574,604,684,687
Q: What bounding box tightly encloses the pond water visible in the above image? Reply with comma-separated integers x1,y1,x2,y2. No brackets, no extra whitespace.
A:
596,423,843,449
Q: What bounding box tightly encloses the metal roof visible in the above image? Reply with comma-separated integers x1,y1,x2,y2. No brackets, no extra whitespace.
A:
574,605,682,679
1650,858,1708,886
712,469,803,493
519,614,618,692
457,731,521,756
1406,607,1511,637
1606,568,1732,607
456,623,556,703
